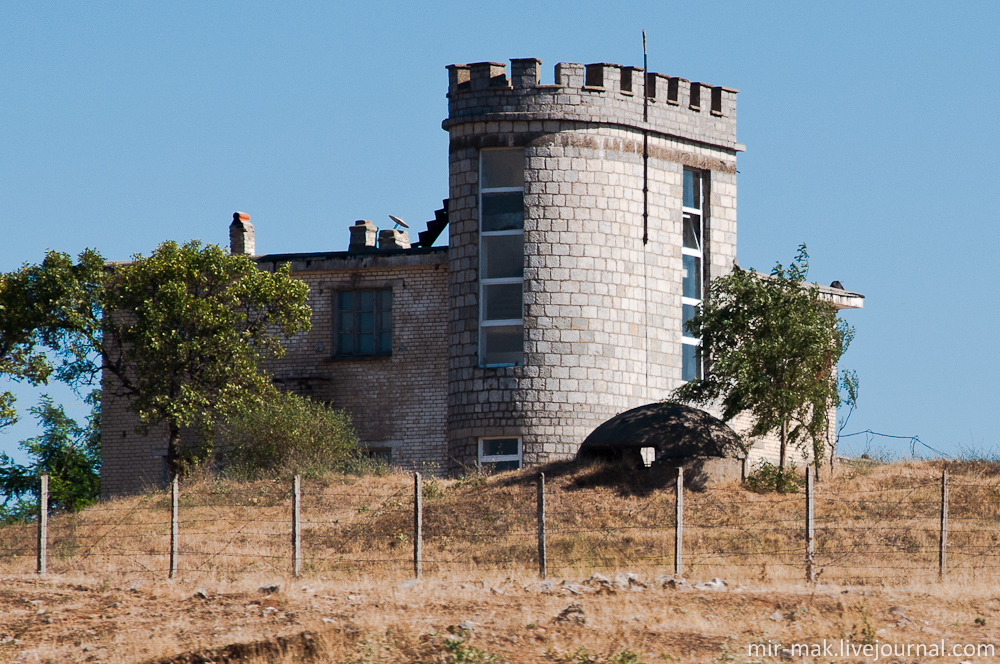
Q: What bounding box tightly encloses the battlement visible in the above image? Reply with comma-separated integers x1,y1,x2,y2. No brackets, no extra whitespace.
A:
444,59,740,151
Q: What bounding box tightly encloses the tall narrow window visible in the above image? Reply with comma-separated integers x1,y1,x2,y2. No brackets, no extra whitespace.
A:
682,169,704,381
480,149,524,366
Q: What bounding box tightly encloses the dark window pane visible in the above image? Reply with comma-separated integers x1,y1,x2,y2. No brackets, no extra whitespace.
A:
358,311,374,334
482,325,523,365
481,149,524,189
377,289,392,311
483,234,524,279
482,192,524,232
378,310,392,332
682,343,701,381
339,311,354,333
357,291,374,312
337,334,353,355
683,254,702,299
682,303,700,337
338,291,353,311
378,331,392,353
364,447,392,463
358,333,374,355
683,213,701,250
483,438,520,456
683,169,701,209
484,283,522,320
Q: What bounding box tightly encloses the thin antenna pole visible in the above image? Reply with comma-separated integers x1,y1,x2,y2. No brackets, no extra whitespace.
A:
642,30,648,122
641,29,649,246
641,28,651,395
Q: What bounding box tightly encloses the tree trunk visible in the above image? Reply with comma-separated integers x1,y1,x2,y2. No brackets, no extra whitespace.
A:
167,423,182,480
779,420,787,469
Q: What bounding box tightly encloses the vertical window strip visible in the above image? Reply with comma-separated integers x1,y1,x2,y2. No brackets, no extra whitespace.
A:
480,149,525,367
682,169,704,381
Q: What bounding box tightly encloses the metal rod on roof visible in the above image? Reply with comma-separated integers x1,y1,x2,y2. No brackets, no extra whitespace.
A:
643,31,649,120
642,30,649,246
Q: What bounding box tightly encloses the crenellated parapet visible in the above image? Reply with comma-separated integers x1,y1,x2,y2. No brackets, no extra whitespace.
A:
444,58,739,151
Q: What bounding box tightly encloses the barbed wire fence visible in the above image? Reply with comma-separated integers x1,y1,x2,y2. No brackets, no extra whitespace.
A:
3,468,999,584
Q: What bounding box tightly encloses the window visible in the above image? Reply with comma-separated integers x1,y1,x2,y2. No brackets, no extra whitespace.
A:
479,437,522,473
682,169,704,381
363,447,392,464
480,149,524,366
334,289,392,357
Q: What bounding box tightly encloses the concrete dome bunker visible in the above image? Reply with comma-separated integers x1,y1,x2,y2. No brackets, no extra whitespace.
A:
576,402,746,485
443,58,741,475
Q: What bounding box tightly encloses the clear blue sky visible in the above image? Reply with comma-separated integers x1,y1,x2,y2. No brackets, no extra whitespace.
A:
2,1,998,464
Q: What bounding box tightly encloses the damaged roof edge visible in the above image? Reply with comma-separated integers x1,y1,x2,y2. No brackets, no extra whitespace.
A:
252,245,448,272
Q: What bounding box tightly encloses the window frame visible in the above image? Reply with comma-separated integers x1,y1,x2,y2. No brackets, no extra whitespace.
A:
479,148,525,368
332,288,393,358
681,169,705,382
478,436,523,472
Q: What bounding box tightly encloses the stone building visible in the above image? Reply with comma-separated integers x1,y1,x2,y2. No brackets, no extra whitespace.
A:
100,57,863,496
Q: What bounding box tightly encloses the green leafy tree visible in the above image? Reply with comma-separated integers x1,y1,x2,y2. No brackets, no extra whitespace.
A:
673,245,856,475
0,251,105,428
0,392,101,522
0,241,311,476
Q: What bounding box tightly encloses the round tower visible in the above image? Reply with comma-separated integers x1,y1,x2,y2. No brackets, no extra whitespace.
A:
443,58,741,473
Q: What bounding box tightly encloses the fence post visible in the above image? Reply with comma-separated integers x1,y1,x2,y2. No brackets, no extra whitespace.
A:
939,469,948,579
293,475,302,578
37,474,48,576
805,470,815,583
413,472,422,579
169,475,179,579
537,472,547,580
674,466,683,577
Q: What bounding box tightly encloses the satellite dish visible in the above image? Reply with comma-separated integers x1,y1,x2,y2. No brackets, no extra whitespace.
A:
389,215,409,230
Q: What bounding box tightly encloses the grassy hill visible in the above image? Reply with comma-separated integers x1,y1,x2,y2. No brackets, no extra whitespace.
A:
2,458,1000,584
3,459,1000,662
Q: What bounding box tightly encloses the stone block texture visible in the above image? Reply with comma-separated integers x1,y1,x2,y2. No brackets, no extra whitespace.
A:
444,59,741,472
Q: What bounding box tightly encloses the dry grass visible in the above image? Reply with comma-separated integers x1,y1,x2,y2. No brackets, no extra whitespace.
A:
5,569,1000,663
4,459,1000,661
4,459,1000,584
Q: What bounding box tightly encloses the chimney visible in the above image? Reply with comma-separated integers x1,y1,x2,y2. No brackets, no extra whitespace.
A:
378,228,411,250
229,212,254,255
349,219,378,251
